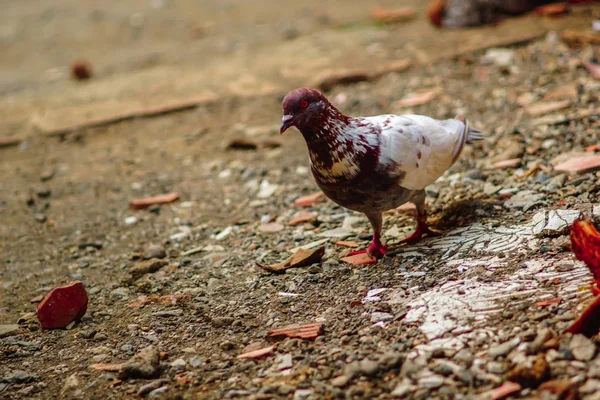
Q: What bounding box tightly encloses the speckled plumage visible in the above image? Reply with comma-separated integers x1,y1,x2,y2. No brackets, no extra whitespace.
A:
281,88,482,260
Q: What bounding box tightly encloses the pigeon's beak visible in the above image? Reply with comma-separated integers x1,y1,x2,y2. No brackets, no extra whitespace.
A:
280,114,294,134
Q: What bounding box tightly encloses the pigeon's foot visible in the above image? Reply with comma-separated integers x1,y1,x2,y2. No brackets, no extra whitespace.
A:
401,221,441,244
349,234,388,260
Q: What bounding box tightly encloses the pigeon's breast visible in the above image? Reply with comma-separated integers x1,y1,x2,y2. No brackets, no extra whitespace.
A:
313,166,411,213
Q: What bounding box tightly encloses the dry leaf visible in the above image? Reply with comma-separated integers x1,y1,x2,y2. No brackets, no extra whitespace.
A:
257,246,325,273
340,253,377,265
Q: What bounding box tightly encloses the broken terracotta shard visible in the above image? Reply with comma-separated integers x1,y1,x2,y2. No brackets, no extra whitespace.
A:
37,281,88,329
257,247,325,273
266,322,324,340
340,253,377,266
130,192,180,210
294,191,325,207
237,346,275,359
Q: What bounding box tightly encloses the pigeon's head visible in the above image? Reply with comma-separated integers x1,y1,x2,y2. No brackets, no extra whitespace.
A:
280,88,329,134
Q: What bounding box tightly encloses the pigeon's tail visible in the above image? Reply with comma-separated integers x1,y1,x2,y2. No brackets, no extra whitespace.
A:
455,115,484,142
450,115,484,164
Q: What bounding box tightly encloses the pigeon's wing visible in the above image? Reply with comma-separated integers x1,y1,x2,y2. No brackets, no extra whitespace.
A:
364,114,478,190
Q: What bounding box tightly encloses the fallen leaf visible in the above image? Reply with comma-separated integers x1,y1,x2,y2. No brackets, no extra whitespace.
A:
238,346,275,359
266,322,324,340
226,138,258,150
294,192,325,207
176,374,190,385
128,294,192,309
257,246,325,273
130,193,180,210
335,241,360,248
393,89,440,108
89,363,124,372
37,281,88,329
289,211,318,226
478,381,521,400
370,7,416,24
340,253,377,265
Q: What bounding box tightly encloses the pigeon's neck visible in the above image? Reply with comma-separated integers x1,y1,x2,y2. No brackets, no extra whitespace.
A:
299,108,380,183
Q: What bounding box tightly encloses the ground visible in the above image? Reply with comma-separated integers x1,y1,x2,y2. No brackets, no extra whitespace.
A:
1,1,600,399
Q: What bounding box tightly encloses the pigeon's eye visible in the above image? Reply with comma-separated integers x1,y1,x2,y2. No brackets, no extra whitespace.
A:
300,99,309,109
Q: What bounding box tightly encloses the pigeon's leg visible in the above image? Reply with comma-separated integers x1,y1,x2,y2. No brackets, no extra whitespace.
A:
401,190,441,244
349,212,388,259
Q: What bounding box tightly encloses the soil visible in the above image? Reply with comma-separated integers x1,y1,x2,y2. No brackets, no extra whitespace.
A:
2,1,600,399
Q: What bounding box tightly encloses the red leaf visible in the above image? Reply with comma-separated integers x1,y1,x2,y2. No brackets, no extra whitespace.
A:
570,219,600,287
37,281,88,329
565,295,600,337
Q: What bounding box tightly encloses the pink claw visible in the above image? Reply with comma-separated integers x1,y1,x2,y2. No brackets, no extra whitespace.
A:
349,233,388,259
401,221,440,244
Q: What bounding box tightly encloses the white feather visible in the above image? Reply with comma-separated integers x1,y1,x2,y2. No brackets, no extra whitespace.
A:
362,114,469,190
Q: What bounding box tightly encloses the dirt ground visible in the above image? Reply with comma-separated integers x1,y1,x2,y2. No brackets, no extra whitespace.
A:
2,1,600,399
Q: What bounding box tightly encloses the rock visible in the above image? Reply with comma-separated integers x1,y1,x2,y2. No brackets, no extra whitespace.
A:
170,358,186,373
138,379,168,396
3,370,35,383
148,387,168,398
276,353,293,371
505,354,550,388
488,337,520,358
35,185,52,198
544,210,580,236
189,356,204,368
257,180,278,198
212,317,234,328
220,340,235,351
486,361,506,374
580,379,600,394
293,389,313,400
317,227,353,239
37,281,88,329
483,48,516,68
504,190,544,210
0,324,20,338
119,346,161,379
331,375,349,387
128,259,168,282
61,373,82,397
570,334,596,361
143,245,166,260
391,379,415,397
358,359,380,376
418,374,444,389
430,360,462,376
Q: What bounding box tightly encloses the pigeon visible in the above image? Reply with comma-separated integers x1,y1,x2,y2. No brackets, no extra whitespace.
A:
280,87,482,261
